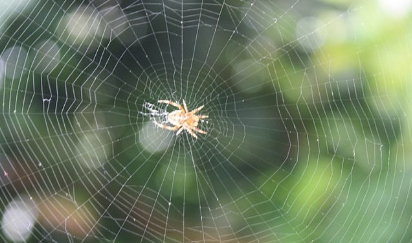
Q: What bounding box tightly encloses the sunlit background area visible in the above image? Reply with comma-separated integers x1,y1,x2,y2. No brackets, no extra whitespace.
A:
1,0,412,242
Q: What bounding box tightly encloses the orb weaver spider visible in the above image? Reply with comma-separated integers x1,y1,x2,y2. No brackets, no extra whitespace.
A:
153,100,208,139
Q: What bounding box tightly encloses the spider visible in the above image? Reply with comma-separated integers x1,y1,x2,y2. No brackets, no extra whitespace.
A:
153,99,208,139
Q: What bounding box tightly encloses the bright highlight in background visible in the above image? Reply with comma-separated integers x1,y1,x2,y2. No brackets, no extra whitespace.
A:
1,197,37,242
1,46,28,79
0,0,34,20
32,40,61,74
139,122,174,153
379,0,412,18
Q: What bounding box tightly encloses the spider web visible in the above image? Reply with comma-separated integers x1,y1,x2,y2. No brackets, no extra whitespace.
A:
1,0,412,242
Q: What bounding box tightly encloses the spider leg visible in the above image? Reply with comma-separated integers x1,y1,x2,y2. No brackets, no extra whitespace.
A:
185,127,198,139
197,115,209,119
192,126,207,134
190,105,204,114
176,126,185,136
158,100,185,112
183,100,189,113
153,120,180,131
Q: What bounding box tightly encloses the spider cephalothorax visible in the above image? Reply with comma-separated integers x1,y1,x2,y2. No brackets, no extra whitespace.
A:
153,100,208,139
